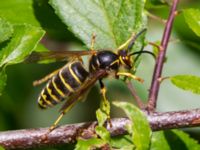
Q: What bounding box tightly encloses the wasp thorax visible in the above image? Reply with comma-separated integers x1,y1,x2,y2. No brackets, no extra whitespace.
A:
89,50,120,72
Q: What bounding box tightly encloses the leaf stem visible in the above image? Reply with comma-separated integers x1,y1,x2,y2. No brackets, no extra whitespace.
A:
146,11,167,24
147,0,179,112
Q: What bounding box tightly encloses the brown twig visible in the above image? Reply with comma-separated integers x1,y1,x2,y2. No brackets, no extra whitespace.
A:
126,81,145,109
1,109,200,149
147,0,179,111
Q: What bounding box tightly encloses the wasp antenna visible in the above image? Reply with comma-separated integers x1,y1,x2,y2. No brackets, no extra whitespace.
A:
128,28,147,50
130,50,156,59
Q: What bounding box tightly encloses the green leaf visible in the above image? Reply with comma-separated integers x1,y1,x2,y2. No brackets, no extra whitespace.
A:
0,18,13,43
183,9,200,37
171,75,200,94
96,108,108,127
49,0,147,49
110,135,135,150
172,130,200,150
113,101,151,150
0,69,7,95
0,0,40,26
75,138,107,150
0,24,45,67
0,0,77,40
0,146,5,150
95,126,110,142
150,130,200,150
34,43,49,53
150,131,171,150
96,97,111,127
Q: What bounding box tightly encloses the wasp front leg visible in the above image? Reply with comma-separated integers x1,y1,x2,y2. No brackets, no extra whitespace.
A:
116,72,144,83
98,79,111,127
90,33,96,51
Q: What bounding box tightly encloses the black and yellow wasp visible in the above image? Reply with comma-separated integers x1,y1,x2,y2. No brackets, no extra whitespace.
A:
28,29,153,131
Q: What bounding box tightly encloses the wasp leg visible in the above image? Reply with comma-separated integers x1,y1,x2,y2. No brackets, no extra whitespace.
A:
117,33,136,50
117,72,144,83
90,33,96,51
33,68,62,86
48,112,64,132
117,29,147,51
48,99,78,132
99,79,112,127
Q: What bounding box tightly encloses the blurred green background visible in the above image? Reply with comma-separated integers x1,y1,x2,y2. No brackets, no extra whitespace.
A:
0,0,200,149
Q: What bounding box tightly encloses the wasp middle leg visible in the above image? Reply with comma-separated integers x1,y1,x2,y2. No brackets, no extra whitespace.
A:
99,79,112,126
48,97,80,132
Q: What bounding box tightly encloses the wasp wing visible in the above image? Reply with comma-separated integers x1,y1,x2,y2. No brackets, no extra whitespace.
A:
25,50,98,63
60,69,107,113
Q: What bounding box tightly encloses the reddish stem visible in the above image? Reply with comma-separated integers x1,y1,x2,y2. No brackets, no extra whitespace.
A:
147,0,179,111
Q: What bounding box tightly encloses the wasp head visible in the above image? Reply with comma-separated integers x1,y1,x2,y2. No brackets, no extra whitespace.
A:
118,50,132,69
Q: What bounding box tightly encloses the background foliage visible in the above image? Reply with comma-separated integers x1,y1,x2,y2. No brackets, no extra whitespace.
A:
0,0,200,149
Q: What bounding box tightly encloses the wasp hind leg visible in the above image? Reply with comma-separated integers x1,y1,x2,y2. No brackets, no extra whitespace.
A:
33,68,61,86
98,79,112,127
48,112,65,132
48,98,78,132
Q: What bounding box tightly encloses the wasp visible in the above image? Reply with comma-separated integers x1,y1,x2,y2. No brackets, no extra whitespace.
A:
28,29,154,131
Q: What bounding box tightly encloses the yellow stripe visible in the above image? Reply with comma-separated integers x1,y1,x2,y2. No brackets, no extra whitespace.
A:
38,97,47,108
59,71,74,92
91,64,96,70
41,90,53,106
52,78,65,97
96,58,100,67
69,63,82,84
46,83,60,103
110,59,119,66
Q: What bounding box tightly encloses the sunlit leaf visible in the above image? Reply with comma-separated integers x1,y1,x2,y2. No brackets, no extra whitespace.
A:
0,24,45,67
171,75,200,94
113,101,151,150
183,9,200,37
110,135,135,150
75,138,107,150
150,131,171,150
95,126,110,142
0,0,40,26
0,18,13,43
49,0,147,50
0,146,5,150
96,108,108,127
96,96,110,127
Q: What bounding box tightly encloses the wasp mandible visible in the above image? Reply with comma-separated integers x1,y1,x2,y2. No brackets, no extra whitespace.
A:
29,29,154,131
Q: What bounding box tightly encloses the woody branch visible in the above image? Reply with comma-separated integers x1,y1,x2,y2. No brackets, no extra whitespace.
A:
147,0,179,111
1,109,200,149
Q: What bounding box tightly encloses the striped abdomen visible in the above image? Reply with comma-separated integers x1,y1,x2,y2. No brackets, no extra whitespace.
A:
38,61,89,109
